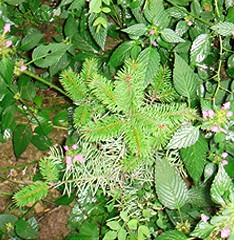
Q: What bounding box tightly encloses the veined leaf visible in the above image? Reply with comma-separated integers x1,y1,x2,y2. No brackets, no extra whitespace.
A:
108,41,134,67
211,22,234,36
173,54,200,98
161,28,185,43
210,164,232,205
157,230,188,240
191,222,215,239
190,34,211,66
0,58,14,85
167,125,199,149
32,43,71,68
89,13,107,50
180,136,208,183
137,47,160,85
122,23,147,37
155,159,188,209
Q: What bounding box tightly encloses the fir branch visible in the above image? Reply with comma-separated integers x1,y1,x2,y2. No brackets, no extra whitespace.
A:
39,157,59,183
13,181,49,207
74,103,92,128
80,58,99,84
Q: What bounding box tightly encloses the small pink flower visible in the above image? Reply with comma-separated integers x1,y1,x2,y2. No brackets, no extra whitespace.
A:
202,110,209,119
3,23,11,34
226,111,233,118
22,105,27,110
220,128,228,134
201,214,209,222
149,29,155,35
220,228,231,238
65,156,72,170
73,154,85,163
221,152,228,159
72,144,78,150
152,41,158,47
5,40,12,48
187,21,193,26
210,126,219,133
222,160,228,166
64,145,69,151
20,65,27,72
222,102,231,110
232,30,234,37
207,109,215,118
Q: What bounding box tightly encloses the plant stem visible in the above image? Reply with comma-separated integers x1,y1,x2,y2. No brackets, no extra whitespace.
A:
24,70,68,97
0,160,39,172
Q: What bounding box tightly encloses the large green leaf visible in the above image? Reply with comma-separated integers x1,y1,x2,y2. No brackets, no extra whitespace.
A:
15,219,38,239
137,47,160,85
108,41,134,67
180,136,208,183
191,222,215,239
161,28,185,43
190,34,211,66
173,54,200,98
20,28,43,51
13,124,32,159
211,22,234,36
156,230,188,240
167,125,199,149
155,159,188,209
210,164,232,205
89,13,107,50
32,43,71,68
122,23,147,37
0,58,14,85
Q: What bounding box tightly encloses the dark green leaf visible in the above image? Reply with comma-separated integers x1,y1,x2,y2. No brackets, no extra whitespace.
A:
15,219,38,239
54,193,76,205
0,58,14,85
76,223,99,240
31,135,52,151
20,28,43,51
0,214,18,230
157,230,188,240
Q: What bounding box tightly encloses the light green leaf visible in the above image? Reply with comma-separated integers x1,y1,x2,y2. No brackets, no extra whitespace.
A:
173,54,200,98
127,219,138,230
137,47,160,85
89,0,102,13
211,22,234,36
122,23,147,37
108,41,134,67
168,125,199,149
210,164,232,205
106,221,121,231
120,211,129,222
161,28,185,43
190,34,211,65
156,230,188,240
138,225,150,240
118,228,127,240
180,136,208,183
89,13,107,49
32,43,70,68
155,159,188,209
103,231,117,240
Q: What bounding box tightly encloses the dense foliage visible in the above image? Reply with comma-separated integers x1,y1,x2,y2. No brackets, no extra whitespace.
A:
0,0,234,239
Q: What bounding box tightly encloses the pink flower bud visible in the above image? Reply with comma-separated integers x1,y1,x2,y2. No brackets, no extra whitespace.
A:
152,41,158,47
20,65,27,72
187,21,193,26
221,152,228,159
232,30,234,37
73,154,85,163
202,110,209,119
207,109,215,118
3,23,11,34
220,228,231,238
226,111,233,118
222,160,228,166
5,40,12,48
22,105,27,110
64,145,69,151
210,126,219,133
149,29,155,35
201,214,209,222
220,128,228,134
72,144,78,150
65,156,72,170
222,102,231,110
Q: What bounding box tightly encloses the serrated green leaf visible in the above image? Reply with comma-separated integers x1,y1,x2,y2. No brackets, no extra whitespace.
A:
127,219,138,230
155,159,188,209
20,28,43,51
89,13,107,50
191,222,215,239
122,23,147,37
168,125,199,149
13,124,32,159
118,228,127,240
156,230,188,240
190,34,211,65
210,164,232,205
173,54,200,98
138,225,150,240
32,43,71,68
0,58,14,85
89,0,102,13
103,231,117,240
106,221,121,231
15,219,38,239
161,28,185,43
137,47,160,85
108,41,134,67
180,136,208,183
211,22,234,36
